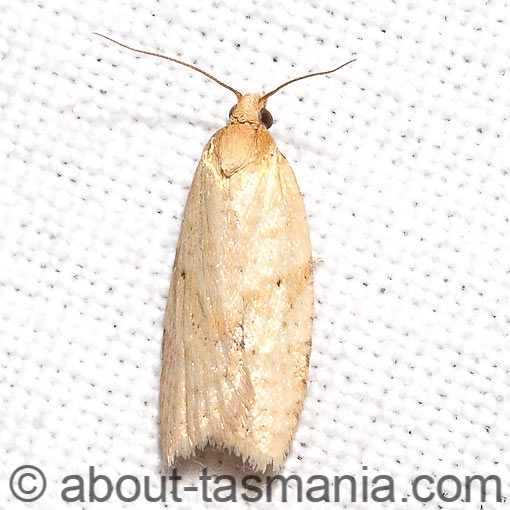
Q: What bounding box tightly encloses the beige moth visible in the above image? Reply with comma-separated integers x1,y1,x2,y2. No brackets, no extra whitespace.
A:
96,34,354,472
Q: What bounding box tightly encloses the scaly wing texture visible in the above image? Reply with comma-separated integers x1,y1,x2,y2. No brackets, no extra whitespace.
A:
160,124,313,471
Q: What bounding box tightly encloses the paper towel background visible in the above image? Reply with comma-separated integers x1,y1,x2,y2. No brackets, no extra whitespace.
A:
1,0,509,508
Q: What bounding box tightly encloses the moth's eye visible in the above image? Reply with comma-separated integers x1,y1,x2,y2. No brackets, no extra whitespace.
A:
259,108,273,129
229,105,236,118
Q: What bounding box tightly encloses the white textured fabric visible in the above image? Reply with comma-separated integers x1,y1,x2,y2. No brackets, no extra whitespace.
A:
1,0,509,508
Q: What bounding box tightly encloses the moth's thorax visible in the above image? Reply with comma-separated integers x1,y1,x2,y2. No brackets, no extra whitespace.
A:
229,93,267,126
213,120,276,178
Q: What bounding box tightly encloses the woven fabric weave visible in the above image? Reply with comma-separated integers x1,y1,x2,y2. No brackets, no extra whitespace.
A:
1,1,508,508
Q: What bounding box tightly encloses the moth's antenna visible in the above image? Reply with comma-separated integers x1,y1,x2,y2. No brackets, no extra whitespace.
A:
94,33,242,100
261,59,356,101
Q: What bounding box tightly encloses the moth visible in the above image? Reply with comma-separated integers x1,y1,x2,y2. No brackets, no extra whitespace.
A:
96,33,354,472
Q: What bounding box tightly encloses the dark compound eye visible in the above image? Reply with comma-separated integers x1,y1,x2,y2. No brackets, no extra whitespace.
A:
259,108,273,129
229,105,236,118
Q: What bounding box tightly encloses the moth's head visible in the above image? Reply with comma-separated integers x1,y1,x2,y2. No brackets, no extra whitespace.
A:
228,93,273,129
